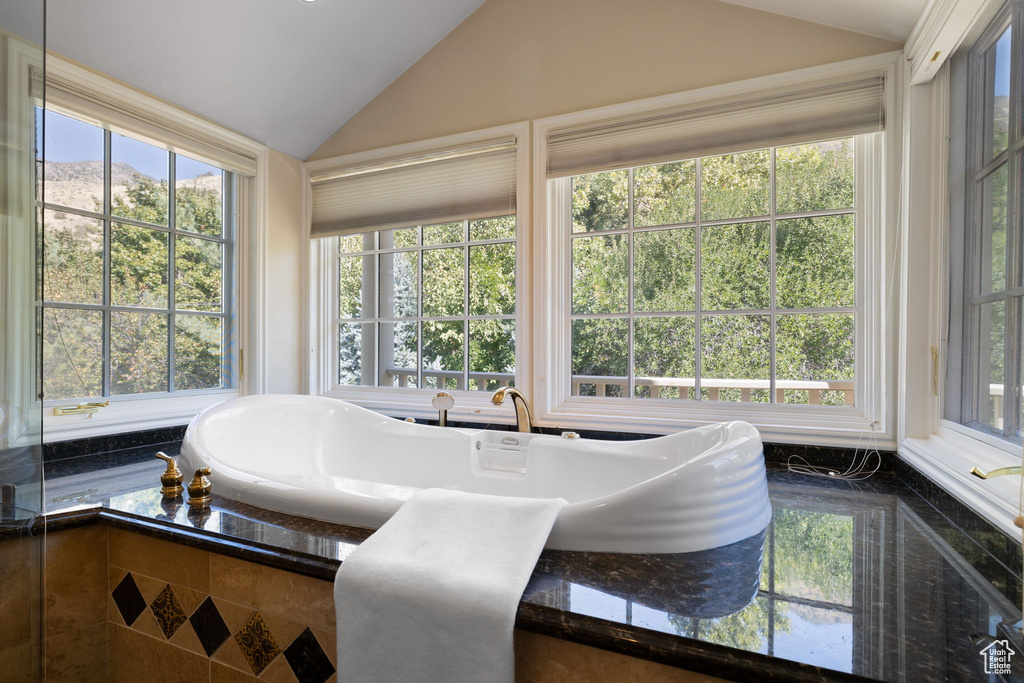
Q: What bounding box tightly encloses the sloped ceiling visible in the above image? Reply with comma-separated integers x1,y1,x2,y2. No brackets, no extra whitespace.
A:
717,0,926,42
43,0,486,159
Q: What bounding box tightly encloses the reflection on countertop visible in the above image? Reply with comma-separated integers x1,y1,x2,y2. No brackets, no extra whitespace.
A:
41,443,1024,682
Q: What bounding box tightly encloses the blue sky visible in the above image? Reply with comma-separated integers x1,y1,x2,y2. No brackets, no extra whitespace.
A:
995,28,1011,98
38,108,220,181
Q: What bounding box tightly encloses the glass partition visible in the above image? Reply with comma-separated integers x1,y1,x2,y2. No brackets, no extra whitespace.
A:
0,2,45,680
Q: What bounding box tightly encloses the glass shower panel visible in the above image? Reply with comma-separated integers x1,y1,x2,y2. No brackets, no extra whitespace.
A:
0,3,46,681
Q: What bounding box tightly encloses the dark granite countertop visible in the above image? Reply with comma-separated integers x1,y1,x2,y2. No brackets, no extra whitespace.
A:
31,440,1024,682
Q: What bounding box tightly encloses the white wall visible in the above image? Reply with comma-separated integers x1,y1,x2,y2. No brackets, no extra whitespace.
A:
261,149,305,394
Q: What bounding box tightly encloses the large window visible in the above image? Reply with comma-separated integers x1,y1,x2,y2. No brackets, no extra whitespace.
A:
568,139,856,407
949,3,1023,445
39,107,235,403
335,216,516,392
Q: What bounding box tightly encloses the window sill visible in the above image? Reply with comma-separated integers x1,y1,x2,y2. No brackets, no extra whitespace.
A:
325,387,891,447
899,425,1023,539
42,391,238,443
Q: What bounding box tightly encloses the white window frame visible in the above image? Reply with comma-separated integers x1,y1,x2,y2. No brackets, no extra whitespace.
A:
899,0,1024,539
306,122,531,425
532,53,901,448
39,55,269,442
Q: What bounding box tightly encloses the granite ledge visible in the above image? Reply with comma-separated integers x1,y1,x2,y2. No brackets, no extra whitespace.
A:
11,503,876,683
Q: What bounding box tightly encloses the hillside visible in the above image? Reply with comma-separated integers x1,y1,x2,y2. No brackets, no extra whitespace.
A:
41,160,221,239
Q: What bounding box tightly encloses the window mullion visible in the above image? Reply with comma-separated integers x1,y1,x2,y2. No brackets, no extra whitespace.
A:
694,158,703,401
102,129,112,398
627,167,635,400
168,153,177,394
464,220,470,391
769,147,778,405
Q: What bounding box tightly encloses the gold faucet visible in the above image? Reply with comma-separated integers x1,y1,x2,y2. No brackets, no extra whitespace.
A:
491,387,534,433
187,467,213,508
969,466,1023,479
155,452,183,498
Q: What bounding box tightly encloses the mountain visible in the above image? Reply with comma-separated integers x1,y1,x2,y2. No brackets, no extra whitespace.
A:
43,160,147,186
41,160,222,242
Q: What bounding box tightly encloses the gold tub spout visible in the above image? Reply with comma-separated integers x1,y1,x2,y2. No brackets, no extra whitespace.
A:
969,466,1023,479
490,387,534,434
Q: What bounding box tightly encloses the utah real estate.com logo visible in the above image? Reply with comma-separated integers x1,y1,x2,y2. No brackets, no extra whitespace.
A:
979,639,1015,675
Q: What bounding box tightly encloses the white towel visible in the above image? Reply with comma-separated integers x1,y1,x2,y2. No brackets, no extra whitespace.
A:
335,488,567,683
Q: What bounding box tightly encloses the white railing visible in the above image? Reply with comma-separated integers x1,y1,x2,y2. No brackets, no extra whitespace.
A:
385,368,854,404
989,383,1004,429
572,375,855,405
386,368,514,391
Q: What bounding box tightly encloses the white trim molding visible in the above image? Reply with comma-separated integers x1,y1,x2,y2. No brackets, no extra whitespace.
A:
905,0,992,85
531,52,902,447
896,11,1024,538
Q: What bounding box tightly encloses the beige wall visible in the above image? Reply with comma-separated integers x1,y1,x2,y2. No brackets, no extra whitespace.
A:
262,149,305,394
309,0,900,160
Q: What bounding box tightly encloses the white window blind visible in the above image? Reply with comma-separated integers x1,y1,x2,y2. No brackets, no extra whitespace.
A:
309,139,517,238
44,65,259,176
546,73,885,178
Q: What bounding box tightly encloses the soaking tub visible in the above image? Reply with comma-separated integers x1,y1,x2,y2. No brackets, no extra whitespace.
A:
179,394,772,554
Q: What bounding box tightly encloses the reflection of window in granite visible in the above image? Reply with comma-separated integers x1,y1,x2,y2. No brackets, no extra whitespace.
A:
897,501,1023,681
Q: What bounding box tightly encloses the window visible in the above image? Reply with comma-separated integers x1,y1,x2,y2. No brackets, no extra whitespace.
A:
39,107,236,403
948,2,1023,446
532,56,893,443
334,216,516,391
568,139,856,406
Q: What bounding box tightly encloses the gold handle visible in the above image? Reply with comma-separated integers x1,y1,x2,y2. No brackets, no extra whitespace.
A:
53,401,110,416
969,466,1023,479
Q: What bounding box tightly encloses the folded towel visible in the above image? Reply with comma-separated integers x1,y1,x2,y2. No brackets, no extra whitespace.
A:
335,488,567,683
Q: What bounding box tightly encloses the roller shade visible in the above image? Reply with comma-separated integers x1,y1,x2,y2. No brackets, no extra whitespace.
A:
45,70,259,176
547,73,885,178
310,139,517,238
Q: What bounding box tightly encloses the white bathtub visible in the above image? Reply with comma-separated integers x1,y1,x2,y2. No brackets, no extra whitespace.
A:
180,394,772,554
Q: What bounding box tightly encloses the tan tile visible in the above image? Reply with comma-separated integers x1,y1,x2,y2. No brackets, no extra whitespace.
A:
107,591,124,626
211,660,260,683
44,622,106,683
131,608,167,641
213,598,254,633
107,622,208,683
513,631,727,683
169,620,206,656
0,536,42,649
44,526,107,639
108,528,210,592
0,643,37,683
133,573,167,604
173,583,207,617
211,555,334,629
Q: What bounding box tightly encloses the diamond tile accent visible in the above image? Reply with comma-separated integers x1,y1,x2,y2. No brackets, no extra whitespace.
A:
233,611,281,675
150,584,188,639
111,572,147,627
284,627,336,683
190,596,231,656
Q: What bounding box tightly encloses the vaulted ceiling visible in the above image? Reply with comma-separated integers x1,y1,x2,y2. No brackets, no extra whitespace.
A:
43,0,486,159
716,0,927,42
24,0,925,161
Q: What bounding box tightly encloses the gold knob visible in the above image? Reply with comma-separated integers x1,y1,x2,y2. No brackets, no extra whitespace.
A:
187,467,212,508
155,452,183,498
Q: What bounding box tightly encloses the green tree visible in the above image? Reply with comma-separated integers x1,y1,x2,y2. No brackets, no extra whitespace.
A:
43,173,225,400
